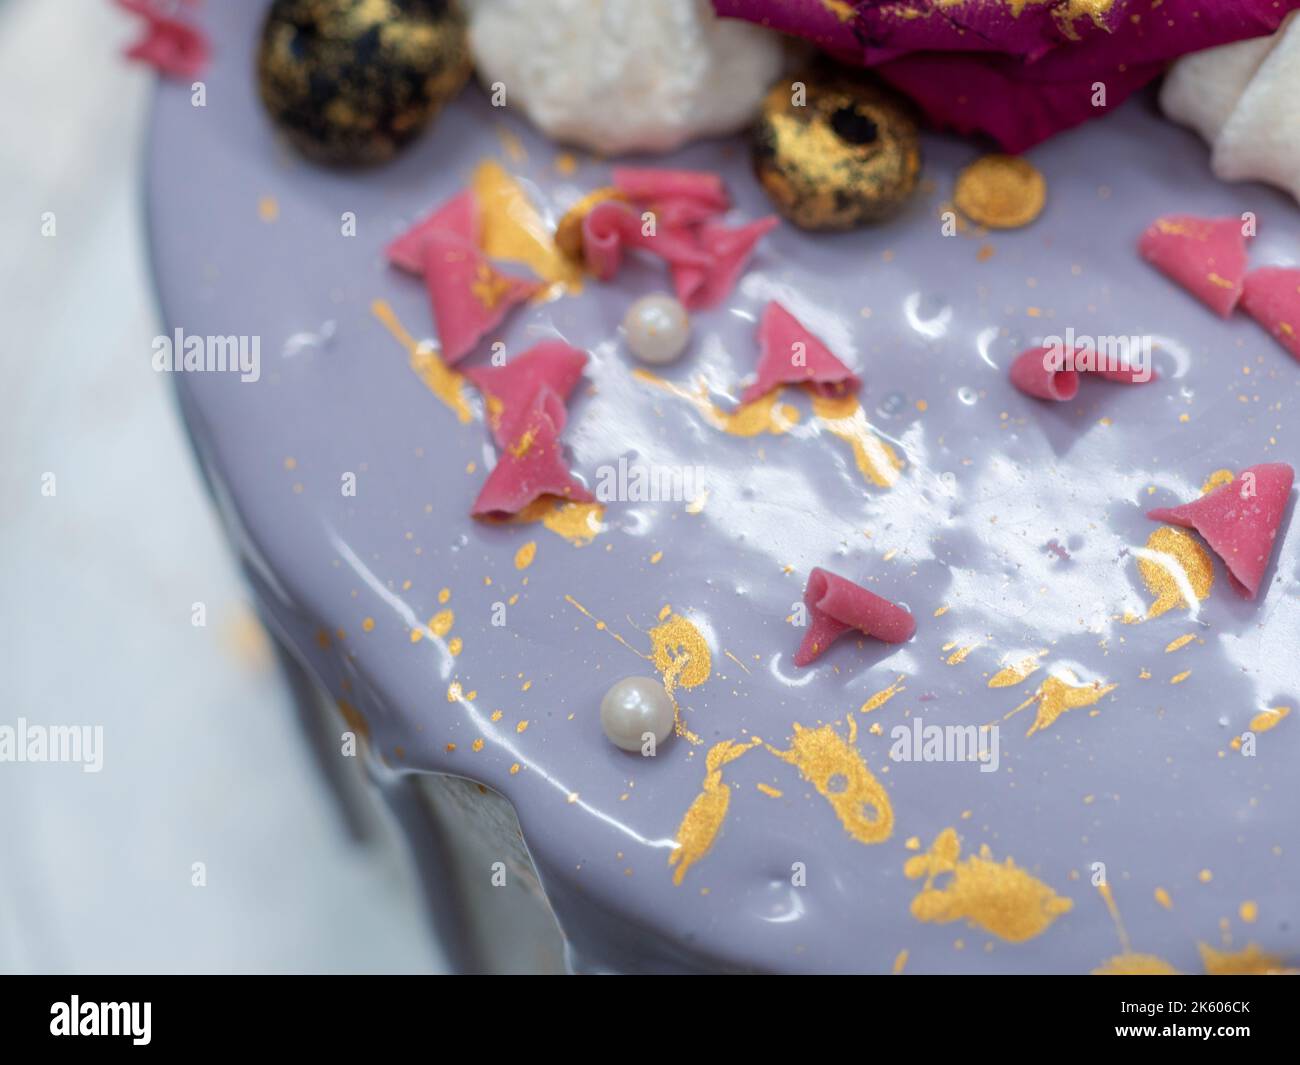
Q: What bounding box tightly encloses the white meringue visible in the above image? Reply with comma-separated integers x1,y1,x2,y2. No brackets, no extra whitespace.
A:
1160,13,1300,205
464,0,784,155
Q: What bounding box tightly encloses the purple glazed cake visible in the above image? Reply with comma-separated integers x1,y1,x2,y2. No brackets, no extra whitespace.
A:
144,1,1299,973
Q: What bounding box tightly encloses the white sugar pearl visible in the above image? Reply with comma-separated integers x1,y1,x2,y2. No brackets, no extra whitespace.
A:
600,676,675,752
623,294,690,364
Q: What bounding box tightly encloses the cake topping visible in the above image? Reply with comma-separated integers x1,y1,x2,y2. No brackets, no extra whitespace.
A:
1008,344,1154,402
793,567,915,668
953,155,1046,230
386,189,480,275
599,676,676,753
422,230,541,365
117,0,210,79
463,340,589,447
742,301,861,405
471,390,593,518
1240,267,1300,361
612,167,731,218
622,295,691,365
1138,214,1252,318
1008,347,1079,402
554,188,628,263
672,217,779,311
580,201,712,281
1147,463,1294,599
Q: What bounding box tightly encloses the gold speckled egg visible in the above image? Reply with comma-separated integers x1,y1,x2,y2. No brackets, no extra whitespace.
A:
257,0,471,167
752,69,921,231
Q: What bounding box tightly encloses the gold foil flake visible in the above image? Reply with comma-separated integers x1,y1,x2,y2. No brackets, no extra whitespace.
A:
512,498,605,545
470,160,582,296
904,828,1073,943
988,651,1045,688
767,721,893,845
1007,671,1117,736
953,155,1046,230
1198,942,1293,976
633,369,799,437
1165,633,1196,653
514,540,537,570
1094,953,1180,975
1135,526,1214,619
810,394,903,488
1249,706,1290,733
860,674,906,713
371,299,471,422
669,738,761,885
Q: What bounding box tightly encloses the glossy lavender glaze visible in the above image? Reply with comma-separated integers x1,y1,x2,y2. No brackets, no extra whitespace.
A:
147,3,1299,973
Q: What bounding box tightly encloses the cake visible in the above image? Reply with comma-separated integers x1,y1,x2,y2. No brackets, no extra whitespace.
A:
144,1,1299,973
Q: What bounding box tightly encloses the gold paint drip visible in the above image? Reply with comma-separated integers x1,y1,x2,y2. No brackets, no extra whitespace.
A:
633,370,799,437
1200,468,1236,494
988,651,1045,688
1249,706,1290,733
768,718,893,845
860,674,906,713
371,299,471,422
470,160,582,297
810,393,903,488
1134,526,1214,619
904,828,1073,943
511,498,604,545
669,738,760,885
1198,942,1294,975
1094,953,1180,975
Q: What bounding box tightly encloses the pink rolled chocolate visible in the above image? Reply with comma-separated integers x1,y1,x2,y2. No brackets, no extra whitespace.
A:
580,202,711,282
1008,346,1079,402
1147,463,1293,599
793,567,915,668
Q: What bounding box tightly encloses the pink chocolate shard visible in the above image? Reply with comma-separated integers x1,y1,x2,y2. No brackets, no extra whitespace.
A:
1009,346,1080,401
1240,267,1300,362
1138,214,1251,317
673,216,779,312
611,167,730,214
793,567,916,668
386,189,479,275
581,201,711,281
117,0,209,79
471,390,594,518
423,230,541,366
463,340,589,448
1147,463,1294,599
741,300,861,404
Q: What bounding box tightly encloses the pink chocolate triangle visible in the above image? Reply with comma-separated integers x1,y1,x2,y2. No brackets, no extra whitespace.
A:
1240,267,1300,362
1147,463,1293,599
386,189,479,275
1138,214,1251,318
118,0,209,79
741,300,861,405
581,201,711,281
673,216,779,312
463,340,588,448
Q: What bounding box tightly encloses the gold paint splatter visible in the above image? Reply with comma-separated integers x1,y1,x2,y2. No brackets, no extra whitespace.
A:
1134,526,1214,619
371,299,471,423
810,393,903,488
768,719,893,845
516,720,529,733
988,651,1045,688
438,587,451,604
553,151,578,176
1239,900,1259,924
1198,942,1292,975
1198,868,1213,883
448,637,463,656
428,609,454,637
892,949,908,974
1170,670,1191,685
258,196,279,223
756,783,783,798
472,738,484,752
634,369,799,437
1007,671,1117,736
1094,953,1180,975
361,617,375,633
512,498,605,546
669,738,760,885
904,828,1072,942
446,681,463,702
905,836,921,851
860,674,906,713
1250,706,1290,733
1201,468,1236,494
514,540,537,570
945,644,977,666
649,550,663,565
933,604,950,617
471,160,581,296
1154,887,1173,910
1165,633,1196,653
336,699,369,740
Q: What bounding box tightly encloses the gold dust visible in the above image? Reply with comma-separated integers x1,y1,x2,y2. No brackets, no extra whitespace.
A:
860,674,906,713
904,828,1073,942
438,587,451,604
1200,468,1236,494
511,497,605,546
988,651,1045,688
448,637,463,656
892,949,909,974
756,783,783,798
258,195,279,223
649,550,663,564
472,738,484,752
1154,887,1173,910
1170,670,1191,685
1007,671,1116,736
1198,868,1213,883
428,609,454,637
1239,900,1259,924
514,540,537,570
1165,633,1196,653
634,369,799,437
811,393,904,488
1134,526,1214,619
1094,953,1180,975
471,159,581,296
945,644,977,666
1198,942,1292,975
361,617,375,633
1249,706,1290,733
